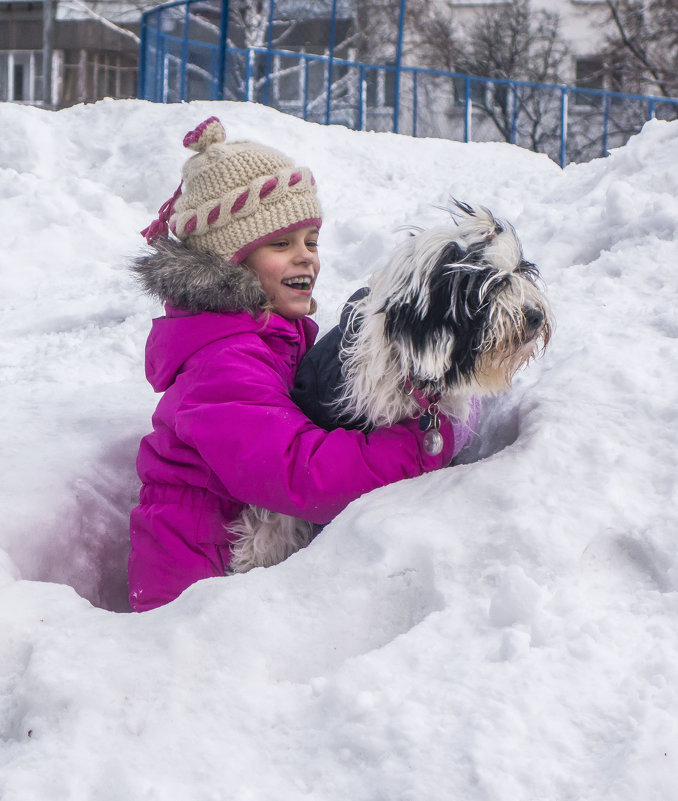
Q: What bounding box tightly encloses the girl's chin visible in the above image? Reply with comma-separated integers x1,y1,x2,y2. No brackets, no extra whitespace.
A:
271,296,314,319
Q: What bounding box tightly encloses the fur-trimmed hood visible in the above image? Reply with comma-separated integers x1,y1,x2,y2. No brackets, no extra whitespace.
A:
132,237,267,314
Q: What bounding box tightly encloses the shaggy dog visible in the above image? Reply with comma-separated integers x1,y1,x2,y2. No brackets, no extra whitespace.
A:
229,201,553,572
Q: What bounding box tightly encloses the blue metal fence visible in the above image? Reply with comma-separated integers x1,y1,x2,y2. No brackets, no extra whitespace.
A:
138,0,678,167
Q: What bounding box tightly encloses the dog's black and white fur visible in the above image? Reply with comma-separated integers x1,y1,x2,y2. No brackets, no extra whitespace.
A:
135,201,552,572
229,201,553,571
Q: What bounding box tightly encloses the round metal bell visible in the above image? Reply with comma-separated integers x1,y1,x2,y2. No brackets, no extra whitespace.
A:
423,428,444,456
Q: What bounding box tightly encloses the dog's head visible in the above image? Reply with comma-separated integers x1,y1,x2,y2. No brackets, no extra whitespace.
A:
370,200,553,397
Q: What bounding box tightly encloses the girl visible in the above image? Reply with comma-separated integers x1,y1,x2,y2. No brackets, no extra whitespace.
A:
128,116,462,611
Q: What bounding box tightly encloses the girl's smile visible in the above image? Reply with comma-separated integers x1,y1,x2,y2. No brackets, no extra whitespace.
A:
244,225,320,319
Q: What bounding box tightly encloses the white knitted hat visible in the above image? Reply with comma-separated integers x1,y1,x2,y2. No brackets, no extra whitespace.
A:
142,116,322,264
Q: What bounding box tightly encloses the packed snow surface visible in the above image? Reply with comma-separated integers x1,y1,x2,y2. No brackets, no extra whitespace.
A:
1,99,677,800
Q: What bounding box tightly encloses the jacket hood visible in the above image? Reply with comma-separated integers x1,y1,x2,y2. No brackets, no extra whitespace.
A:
145,306,317,393
132,237,268,314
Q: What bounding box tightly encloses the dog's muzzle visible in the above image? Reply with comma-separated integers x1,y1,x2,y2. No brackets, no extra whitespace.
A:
523,306,545,333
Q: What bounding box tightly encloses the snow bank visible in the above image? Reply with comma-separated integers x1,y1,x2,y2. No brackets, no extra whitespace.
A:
1,98,677,800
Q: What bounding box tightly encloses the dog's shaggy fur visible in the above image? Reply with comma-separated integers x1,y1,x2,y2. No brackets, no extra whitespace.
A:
226,507,316,574
230,200,553,572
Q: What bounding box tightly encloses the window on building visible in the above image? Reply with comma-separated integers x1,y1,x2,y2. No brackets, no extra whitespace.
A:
366,64,396,109
575,56,604,106
13,63,24,101
1,51,43,104
60,50,137,106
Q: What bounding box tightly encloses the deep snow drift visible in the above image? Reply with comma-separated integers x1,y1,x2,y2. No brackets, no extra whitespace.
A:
1,99,677,800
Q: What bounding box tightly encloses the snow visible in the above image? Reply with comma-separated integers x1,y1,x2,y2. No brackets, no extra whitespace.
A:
1,97,677,800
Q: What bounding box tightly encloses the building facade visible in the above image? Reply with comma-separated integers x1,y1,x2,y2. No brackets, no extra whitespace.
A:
447,0,611,83
1,0,138,107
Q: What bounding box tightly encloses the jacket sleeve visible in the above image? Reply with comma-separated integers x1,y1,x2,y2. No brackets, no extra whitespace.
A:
173,333,454,524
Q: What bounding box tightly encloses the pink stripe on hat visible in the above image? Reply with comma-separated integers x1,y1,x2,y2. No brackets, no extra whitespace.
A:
231,190,249,214
259,177,279,199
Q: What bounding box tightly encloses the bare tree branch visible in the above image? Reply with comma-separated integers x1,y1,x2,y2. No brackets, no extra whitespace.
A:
61,0,140,42
603,0,678,98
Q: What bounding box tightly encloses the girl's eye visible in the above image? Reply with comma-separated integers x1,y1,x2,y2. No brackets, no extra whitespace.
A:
306,240,318,249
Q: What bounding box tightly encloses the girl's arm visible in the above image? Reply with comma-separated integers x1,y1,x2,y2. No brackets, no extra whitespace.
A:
174,335,454,524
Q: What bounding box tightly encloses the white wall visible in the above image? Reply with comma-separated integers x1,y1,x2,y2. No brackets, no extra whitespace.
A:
436,0,612,58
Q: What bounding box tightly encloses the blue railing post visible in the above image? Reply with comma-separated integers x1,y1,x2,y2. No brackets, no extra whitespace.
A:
560,87,568,168
216,0,230,100
392,0,407,133
303,57,310,120
510,83,518,144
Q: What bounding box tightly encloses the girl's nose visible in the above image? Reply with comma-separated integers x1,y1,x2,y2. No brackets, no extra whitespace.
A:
293,244,314,262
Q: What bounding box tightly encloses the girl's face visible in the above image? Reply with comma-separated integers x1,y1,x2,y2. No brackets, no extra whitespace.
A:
244,225,320,319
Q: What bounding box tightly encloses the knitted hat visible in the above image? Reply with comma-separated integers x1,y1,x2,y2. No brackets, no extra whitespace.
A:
142,116,322,264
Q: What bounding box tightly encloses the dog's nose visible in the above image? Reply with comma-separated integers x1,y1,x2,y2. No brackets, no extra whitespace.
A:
523,307,544,330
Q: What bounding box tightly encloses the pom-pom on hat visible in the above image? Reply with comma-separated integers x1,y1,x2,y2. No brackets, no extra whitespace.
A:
142,117,322,265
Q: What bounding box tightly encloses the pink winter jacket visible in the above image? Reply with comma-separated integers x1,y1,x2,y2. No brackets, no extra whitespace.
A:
128,303,458,611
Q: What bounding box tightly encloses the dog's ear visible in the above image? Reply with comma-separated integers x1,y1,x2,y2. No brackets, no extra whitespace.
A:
382,241,474,347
